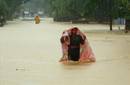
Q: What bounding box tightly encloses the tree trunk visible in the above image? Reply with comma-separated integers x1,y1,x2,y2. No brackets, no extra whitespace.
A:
109,16,113,31
125,19,130,33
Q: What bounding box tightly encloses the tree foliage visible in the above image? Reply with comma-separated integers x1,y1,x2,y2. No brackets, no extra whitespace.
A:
1,0,130,30
43,0,130,30
47,0,129,21
0,0,30,20
0,0,8,17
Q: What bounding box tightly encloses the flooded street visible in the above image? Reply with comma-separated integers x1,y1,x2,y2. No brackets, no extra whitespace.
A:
0,19,130,85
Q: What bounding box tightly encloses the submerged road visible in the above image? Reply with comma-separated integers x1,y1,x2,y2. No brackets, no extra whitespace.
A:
0,20,130,85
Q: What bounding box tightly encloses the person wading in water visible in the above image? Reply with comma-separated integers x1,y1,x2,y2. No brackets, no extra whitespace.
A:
60,27,96,63
68,27,85,61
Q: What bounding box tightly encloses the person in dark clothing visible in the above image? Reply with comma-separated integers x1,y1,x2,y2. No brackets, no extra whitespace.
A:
68,27,85,61
60,27,96,63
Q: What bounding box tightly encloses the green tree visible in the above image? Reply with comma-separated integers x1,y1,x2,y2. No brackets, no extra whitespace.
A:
48,0,129,31
0,0,8,18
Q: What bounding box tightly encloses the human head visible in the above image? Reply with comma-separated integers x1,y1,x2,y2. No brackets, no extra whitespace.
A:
71,27,79,34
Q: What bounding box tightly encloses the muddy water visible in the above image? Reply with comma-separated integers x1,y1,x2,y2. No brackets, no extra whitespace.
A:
0,20,130,85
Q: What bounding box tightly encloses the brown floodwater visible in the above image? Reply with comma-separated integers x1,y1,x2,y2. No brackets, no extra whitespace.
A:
0,19,130,85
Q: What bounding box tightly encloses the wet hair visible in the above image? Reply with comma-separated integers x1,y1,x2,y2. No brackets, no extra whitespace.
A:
71,27,78,32
73,27,78,30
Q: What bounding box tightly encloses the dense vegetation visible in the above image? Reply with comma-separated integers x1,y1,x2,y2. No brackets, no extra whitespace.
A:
45,0,130,31
0,0,130,31
0,0,30,26
0,0,31,19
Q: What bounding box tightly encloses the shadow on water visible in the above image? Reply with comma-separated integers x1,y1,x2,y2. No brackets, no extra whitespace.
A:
59,61,95,70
